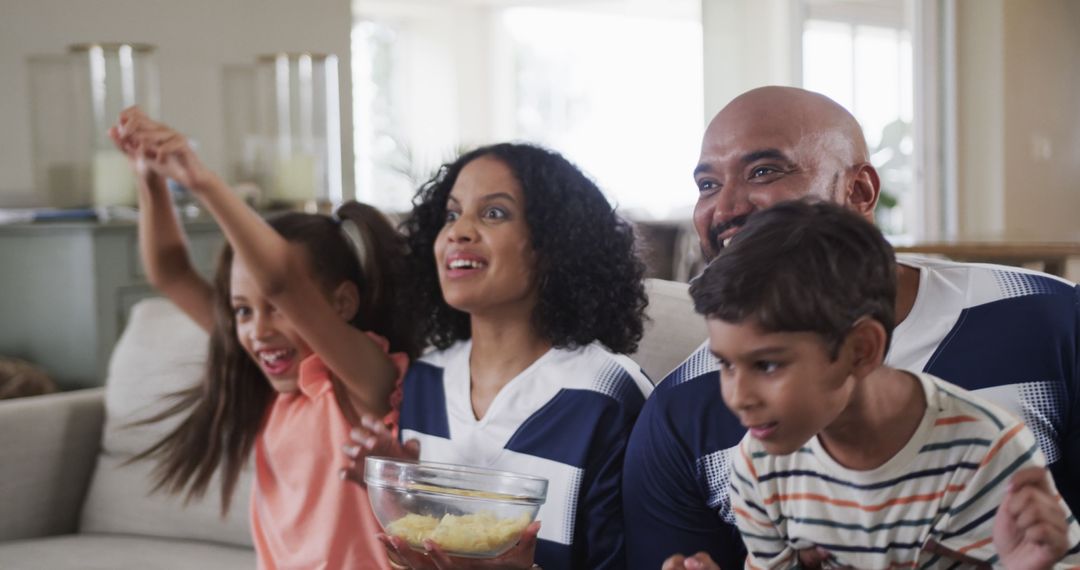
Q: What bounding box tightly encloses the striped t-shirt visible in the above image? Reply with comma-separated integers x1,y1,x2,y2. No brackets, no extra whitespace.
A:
730,372,1080,569
398,340,652,569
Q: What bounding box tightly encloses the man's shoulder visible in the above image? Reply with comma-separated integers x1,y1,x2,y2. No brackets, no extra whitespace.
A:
902,255,1076,305
632,341,746,456
643,341,725,418
653,341,719,393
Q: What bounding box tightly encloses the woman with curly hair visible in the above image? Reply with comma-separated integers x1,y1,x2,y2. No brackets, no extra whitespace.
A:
346,143,653,569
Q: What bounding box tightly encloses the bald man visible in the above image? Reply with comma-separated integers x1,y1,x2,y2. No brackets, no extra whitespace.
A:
622,86,1080,568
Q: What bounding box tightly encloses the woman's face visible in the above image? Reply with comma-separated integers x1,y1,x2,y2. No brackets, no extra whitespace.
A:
434,156,539,319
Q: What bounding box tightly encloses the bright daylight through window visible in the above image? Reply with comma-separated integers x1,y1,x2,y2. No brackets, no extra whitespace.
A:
352,1,703,220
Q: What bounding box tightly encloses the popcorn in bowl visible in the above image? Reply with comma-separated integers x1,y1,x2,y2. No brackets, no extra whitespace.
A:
365,457,548,558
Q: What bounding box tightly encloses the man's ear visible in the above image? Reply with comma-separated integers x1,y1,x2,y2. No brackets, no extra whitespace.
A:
846,317,887,379
332,281,360,322
846,163,881,218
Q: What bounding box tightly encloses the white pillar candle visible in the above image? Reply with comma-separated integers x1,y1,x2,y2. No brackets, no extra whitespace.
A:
92,149,136,207
271,153,317,203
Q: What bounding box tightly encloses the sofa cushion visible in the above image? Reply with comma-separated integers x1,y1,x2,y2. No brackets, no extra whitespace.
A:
0,389,103,541
78,298,252,548
634,278,708,382
0,533,254,569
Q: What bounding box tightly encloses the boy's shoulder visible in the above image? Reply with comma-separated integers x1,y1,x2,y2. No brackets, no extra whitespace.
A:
737,372,1033,479
924,373,1027,434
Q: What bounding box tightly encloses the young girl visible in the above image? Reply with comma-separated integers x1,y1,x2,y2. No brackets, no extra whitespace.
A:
110,107,418,570
346,143,653,569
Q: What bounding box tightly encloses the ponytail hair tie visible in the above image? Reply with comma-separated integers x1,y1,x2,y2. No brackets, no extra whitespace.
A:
338,217,370,276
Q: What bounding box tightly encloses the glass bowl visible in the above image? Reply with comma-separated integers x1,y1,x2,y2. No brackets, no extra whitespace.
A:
365,457,548,558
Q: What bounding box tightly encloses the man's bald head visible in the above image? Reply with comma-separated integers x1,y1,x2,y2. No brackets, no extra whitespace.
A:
716,86,870,165
692,86,880,260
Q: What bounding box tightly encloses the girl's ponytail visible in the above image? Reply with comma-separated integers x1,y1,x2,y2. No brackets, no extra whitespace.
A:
334,202,420,360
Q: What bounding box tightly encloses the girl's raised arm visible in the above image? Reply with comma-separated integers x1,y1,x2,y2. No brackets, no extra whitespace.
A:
109,116,214,332
114,107,399,416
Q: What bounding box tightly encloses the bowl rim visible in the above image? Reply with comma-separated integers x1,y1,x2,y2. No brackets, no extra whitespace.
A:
364,456,548,503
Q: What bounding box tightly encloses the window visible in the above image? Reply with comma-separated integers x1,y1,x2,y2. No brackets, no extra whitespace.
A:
352,1,704,220
352,20,415,214
502,4,703,219
799,0,916,237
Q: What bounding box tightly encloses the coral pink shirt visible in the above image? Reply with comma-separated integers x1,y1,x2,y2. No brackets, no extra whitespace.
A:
251,335,407,570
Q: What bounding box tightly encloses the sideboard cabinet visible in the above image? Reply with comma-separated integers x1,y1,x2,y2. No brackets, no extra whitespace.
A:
0,220,223,389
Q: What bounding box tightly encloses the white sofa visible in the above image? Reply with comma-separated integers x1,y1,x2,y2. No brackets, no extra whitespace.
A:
0,278,706,569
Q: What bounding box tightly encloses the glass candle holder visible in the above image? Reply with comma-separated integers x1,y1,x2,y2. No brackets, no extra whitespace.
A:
250,52,343,208
29,43,159,208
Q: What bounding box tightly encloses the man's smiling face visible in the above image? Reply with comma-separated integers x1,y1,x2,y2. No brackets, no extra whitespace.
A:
692,87,876,261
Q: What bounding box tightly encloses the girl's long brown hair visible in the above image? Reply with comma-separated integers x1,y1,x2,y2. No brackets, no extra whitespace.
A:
132,202,418,514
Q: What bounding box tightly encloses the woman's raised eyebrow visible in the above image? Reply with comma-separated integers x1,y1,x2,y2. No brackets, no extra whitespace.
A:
479,192,518,203
447,192,517,205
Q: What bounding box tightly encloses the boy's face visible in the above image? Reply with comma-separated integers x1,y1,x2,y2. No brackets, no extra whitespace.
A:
707,317,857,455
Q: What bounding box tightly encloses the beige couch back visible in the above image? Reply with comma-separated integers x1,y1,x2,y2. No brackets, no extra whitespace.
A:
635,278,707,382
78,298,252,547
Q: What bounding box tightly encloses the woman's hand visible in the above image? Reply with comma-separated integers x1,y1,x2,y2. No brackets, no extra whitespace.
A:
661,552,720,570
378,521,541,570
993,467,1070,570
111,106,218,192
340,414,421,486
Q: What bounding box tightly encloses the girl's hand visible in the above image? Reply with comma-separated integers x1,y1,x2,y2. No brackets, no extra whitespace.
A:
379,521,541,570
340,414,421,486
993,467,1070,570
661,552,720,570
107,120,154,183
112,107,217,192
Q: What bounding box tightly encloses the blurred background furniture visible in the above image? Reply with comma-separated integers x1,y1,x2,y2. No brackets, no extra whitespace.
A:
894,235,1080,278
0,220,223,390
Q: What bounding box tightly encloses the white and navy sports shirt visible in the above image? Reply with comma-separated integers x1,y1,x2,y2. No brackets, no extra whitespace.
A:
622,256,1080,570
399,340,653,569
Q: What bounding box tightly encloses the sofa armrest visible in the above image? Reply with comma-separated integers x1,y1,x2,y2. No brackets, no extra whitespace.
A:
0,388,104,541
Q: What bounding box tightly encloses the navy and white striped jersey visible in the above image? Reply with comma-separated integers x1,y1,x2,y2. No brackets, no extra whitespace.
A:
623,256,1080,570
399,340,653,569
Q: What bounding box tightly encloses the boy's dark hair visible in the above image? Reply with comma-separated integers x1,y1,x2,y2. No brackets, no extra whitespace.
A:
402,142,648,354
689,199,896,359
135,202,418,514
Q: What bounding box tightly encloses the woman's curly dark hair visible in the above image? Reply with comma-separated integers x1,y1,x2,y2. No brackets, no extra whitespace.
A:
402,142,648,354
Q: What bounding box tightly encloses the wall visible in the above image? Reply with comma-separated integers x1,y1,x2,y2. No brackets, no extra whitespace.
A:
0,0,354,206
701,0,796,120
1001,0,1080,239
955,0,1080,242
954,0,1006,238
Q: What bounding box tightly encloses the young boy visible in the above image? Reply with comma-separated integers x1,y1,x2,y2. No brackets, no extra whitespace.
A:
670,200,1080,569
